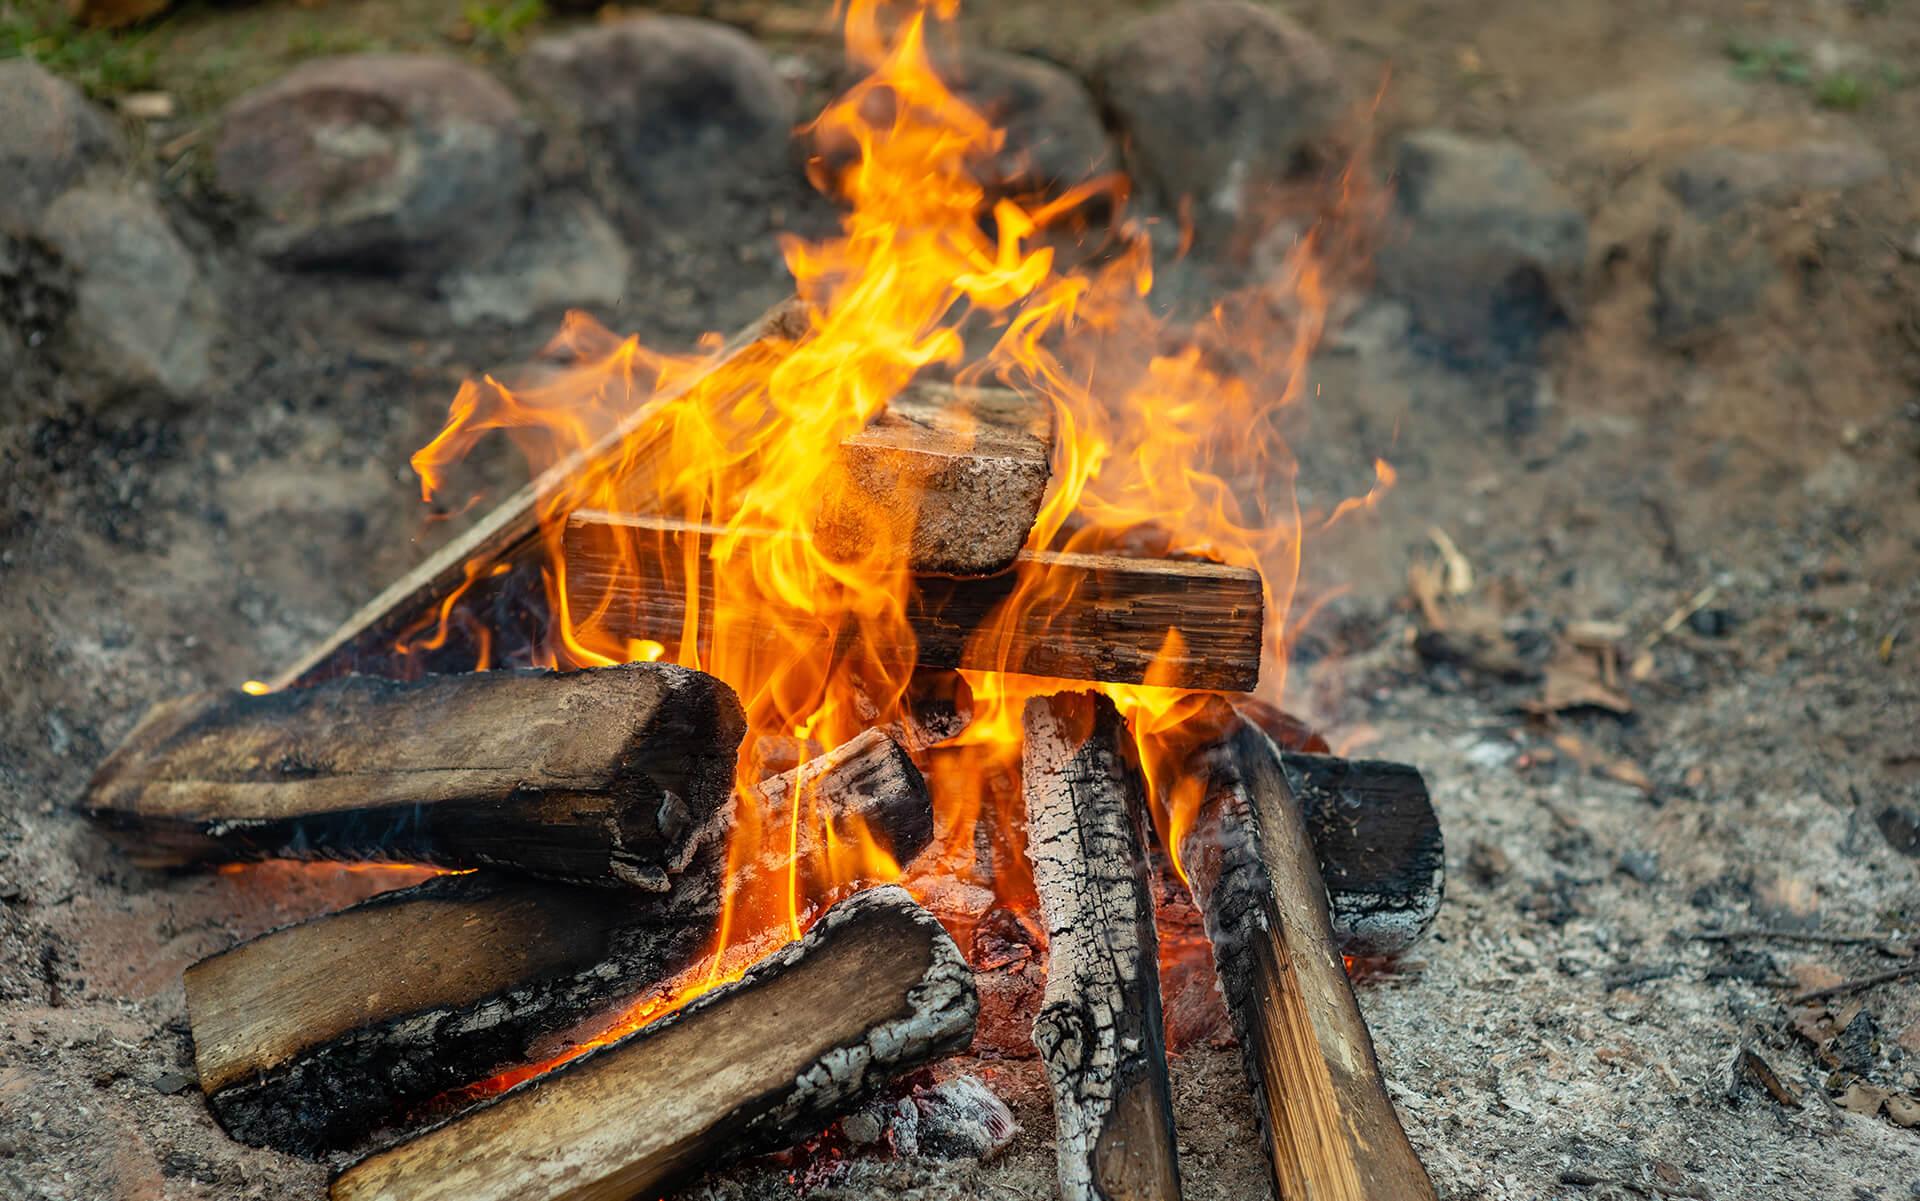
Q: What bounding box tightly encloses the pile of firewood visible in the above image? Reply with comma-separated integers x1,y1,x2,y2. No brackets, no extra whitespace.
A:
82,301,1447,1201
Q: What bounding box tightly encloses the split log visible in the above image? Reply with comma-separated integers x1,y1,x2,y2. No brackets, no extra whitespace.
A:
1281,752,1444,959
329,884,977,1201
1178,711,1436,1201
1022,691,1181,1201
564,511,1265,691
627,381,1053,577
271,298,810,690
83,664,746,890
185,730,929,1157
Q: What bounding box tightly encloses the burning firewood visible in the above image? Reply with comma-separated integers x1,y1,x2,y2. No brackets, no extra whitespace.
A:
564,511,1265,690
1022,691,1182,1201
1178,709,1437,1201
83,663,746,890
183,729,930,1156
329,884,977,1201
269,298,809,691
272,316,1052,689
1282,750,1445,959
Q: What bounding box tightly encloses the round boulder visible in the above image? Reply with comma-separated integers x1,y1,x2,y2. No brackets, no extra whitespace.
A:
1375,130,1589,364
214,55,532,272
1093,1,1344,236
38,185,217,396
0,59,120,227
520,17,796,231
942,50,1112,195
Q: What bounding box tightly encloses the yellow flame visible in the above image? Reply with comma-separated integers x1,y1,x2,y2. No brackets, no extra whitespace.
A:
412,0,1391,1090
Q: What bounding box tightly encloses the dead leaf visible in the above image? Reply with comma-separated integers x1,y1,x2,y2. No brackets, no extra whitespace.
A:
1737,1047,1800,1108
1839,1081,1890,1117
1529,646,1633,716
1427,527,1474,596
1789,963,1846,994
1407,560,1447,630
116,92,175,120
1549,731,1652,792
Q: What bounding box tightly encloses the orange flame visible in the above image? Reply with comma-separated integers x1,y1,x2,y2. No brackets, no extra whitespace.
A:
409,0,1390,1092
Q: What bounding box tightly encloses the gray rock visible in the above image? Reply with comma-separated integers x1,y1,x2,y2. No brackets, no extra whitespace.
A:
0,59,120,228
442,191,629,326
1651,213,1775,344
37,185,217,396
520,17,795,232
214,54,532,272
1093,1,1344,237
1665,141,1890,219
1376,130,1587,364
942,50,1111,195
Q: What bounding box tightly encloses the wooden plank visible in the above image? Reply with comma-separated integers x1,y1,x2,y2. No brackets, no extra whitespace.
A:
84,664,747,890
329,885,977,1201
563,511,1264,691
1177,713,1436,1201
186,730,931,1157
1022,691,1182,1201
271,299,811,690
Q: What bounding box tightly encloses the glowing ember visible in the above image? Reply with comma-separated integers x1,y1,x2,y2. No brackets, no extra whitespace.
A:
406,0,1388,1088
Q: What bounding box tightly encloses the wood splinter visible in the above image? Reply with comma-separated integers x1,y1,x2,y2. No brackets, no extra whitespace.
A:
185,729,931,1157
1178,707,1437,1201
1022,691,1182,1201
330,885,978,1201
83,663,746,890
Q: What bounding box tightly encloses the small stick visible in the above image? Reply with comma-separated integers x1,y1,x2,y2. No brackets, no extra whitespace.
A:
1788,961,1920,1006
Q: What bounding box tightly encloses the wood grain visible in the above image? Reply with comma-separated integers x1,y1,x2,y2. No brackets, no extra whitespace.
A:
563,511,1264,691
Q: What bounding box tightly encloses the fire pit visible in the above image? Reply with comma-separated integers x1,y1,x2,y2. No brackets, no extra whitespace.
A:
76,4,1445,1200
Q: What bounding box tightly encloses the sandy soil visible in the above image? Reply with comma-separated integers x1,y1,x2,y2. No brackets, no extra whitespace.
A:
4,2,1919,1199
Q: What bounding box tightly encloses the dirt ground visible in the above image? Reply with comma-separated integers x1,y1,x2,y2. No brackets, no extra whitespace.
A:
4,1,1919,1199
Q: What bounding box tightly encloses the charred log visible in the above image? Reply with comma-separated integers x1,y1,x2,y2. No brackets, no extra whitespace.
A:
564,512,1265,691
1280,751,1444,960
185,730,930,1157
329,885,977,1201
1178,711,1436,1201
83,664,746,890
1022,691,1182,1201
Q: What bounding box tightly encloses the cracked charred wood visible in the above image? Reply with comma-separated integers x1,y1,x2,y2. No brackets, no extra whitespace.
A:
1178,711,1436,1201
270,298,810,690
83,664,746,890
1022,691,1182,1201
1280,751,1444,959
564,512,1264,691
329,885,978,1201
184,730,930,1158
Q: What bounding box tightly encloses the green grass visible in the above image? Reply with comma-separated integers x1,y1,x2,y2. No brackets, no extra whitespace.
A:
462,0,547,50
0,0,158,96
1725,33,1913,112
1814,71,1870,111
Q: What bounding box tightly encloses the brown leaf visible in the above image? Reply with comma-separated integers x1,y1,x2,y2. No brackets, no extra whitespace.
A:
1839,1081,1890,1117
1549,732,1652,792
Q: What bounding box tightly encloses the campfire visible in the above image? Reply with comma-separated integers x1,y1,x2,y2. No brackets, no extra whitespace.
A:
81,3,1444,1199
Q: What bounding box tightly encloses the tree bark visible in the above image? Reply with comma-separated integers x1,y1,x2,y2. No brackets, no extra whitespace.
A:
329,885,977,1201
84,664,747,890
1022,691,1182,1201
564,511,1265,691
1178,715,1436,1201
185,730,931,1157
